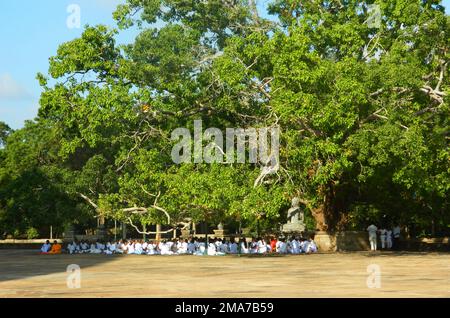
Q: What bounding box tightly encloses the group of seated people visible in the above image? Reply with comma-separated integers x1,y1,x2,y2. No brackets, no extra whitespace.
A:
47,236,318,256
40,240,62,254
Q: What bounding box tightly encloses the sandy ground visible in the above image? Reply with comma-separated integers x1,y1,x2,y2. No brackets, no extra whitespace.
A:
0,250,449,298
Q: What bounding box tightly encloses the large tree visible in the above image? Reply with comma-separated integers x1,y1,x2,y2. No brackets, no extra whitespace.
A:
2,0,448,237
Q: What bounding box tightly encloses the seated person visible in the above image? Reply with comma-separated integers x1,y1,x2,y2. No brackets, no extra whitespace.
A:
90,243,102,254
290,237,300,254
270,237,277,253
105,242,117,255
80,241,90,253
207,241,218,256
48,240,62,254
219,240,229,254
118,240,127,254
40,240,51,254
276,238,288,254
142,241,148,253
249,239,258,254
134,240,143,255
95,240,105,252
194,239,206,256
305,238,318,254
187,240,196,254
239,239,249,254
257,238,267,254
229,241,238,254
159,240,173,255
127,241,135,254
147,241,158,255
67,241,80,254
177,239,188,254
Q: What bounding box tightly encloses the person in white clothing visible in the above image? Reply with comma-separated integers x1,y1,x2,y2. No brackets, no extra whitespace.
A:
177,239,188,254
290,237,300,254
95,240,105,252
257,238,267,254
110,242,117,254
160,240,174,255
146,241,156,255
386,229,393,249
207,241,217,255
250,239,258,254
166,240,175,254
393,225,401,250
219,240,229,254
306,238,318,253
90,243,102,254
194,239,206,256
187,240,196,254
74,241,81,253
367,224,378,251
239,239,249,254
142,241,148,253
69,241,80,254
79,241,89,253
104,242,113,255
67,242,77,254
117,240,126,254
276,238,288,254
229,241,238,254
266,242,272,253
40,240,51,253
134,241,143,255
379,228,387,249
215,239,222,251
127,241,135,254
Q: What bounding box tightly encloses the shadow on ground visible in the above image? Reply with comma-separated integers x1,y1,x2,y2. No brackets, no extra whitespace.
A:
0,249,119,283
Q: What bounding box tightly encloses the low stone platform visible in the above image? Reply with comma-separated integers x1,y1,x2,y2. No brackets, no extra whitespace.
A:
0,250,448,297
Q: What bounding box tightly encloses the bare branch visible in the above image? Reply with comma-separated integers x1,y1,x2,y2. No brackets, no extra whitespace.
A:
127,217,174,235
78,193,99,211
435,60,447,92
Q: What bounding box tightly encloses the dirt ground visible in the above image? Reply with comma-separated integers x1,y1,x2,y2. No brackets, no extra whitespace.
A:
0,250,449,298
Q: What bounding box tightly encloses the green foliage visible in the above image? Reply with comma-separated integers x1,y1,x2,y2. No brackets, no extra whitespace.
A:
26,227,39,239
0,121,12,147
0,0,448,237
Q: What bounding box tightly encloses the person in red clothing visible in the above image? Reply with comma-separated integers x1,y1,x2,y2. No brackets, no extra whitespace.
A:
270,237,277,253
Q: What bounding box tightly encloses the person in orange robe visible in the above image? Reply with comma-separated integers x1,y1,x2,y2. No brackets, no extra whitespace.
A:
48,240,62,254
270,237,277,253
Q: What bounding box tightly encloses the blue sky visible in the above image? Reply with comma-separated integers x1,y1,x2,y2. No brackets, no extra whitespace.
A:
0,0,448,129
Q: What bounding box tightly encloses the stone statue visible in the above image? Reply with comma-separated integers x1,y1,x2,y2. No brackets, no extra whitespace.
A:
282,197,305,234
287,197,304,224
179,218,193,239
178,218,192,231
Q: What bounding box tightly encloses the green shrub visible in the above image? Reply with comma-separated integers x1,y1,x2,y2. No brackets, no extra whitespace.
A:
26,227,39,239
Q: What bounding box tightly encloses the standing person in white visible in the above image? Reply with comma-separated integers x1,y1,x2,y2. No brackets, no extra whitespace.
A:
379,228,387,249
367,224,378,251
386,229,393,249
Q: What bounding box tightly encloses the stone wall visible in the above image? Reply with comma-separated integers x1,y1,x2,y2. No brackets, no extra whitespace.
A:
314,232,450,252
335,231,371,251
0,239,63,250
315,231,374,252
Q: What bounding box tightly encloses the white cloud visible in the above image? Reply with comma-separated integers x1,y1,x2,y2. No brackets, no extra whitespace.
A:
0,73,32,100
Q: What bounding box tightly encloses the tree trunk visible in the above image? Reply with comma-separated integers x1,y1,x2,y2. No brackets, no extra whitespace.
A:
155,224,161,241
310,183,347,233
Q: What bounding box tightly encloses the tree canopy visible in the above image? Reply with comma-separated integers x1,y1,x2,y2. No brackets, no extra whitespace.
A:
1,0,448,238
